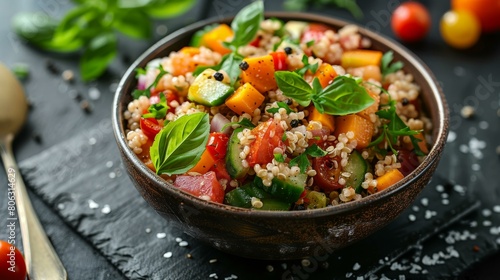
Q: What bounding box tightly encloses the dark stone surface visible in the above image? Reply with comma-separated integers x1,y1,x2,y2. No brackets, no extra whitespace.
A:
0,0,499,279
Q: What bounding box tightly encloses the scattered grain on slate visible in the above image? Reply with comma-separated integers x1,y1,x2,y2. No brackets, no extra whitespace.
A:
46,60,59,74
496,146,500,156
412,205,419,212
493,205,500,213
421,198,429,207
478,121,489,129
145,228,151,233
57,203,65,210
88,199,99,209
186,254,192,259
453,184,466,195
89,87,101,100
460,105,475,118
109,172,116,179
266,265,274,272
408,214,416,222
436,184,444,192
209,259,217,264
424,210,437,219
442,199,449,205
175,237,183,243
101,204,111,214
482,209,492,217
88,137,97,145
489,227,500,235
470,221,478,228
441,193,449,199
483,220,492,227
353,262,361,271
179,241,189,247
156,232,167,239
163,252,172,258
80,100,92,113
106,161,114,168
62,70,74,82
209,273,218,279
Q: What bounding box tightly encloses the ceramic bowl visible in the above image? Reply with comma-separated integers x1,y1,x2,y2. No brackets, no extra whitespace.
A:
112,12,449,260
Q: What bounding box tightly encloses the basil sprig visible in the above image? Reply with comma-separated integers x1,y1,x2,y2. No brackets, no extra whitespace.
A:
274,72,375,115
150,113,210,175
226,0,264,50
289,144,328,173
132,64,169,99
143,92,169,119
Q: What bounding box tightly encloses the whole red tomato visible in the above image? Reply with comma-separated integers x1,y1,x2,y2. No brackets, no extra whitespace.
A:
391,2,431,42
0,240,27,280
452,0,500,32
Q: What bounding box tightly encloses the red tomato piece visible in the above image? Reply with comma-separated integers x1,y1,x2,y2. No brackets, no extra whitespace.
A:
307,128,331,146
206,132,229,161
313,154,343,192
391,2,431,42
174,171,225,203
249,36,261,47
301,23,331,45
246,119,285,167
270,51,288,71
397,150,420,176
0,240,27,280
210,159,232,182
140,117,163,139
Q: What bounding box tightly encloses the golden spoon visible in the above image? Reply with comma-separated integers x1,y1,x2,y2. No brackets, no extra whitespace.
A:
0,62,67,279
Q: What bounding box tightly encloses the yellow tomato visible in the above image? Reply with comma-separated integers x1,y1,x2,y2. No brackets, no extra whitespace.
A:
440,10,481,49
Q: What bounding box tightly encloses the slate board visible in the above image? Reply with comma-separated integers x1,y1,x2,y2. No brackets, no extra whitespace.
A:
7,119,492,279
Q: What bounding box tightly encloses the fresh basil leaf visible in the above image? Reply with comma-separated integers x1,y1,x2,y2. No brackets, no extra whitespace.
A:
284,0,363,20
295,55,319,76
305,144,327,157
381,51,404,78
112,9,152,39
289,144,327,173
311,76,374,115
150,112,210,175
135,67,147,77
229,0,264,48
12,13,62,50
274,71,313,106
52,5,97,50
220,52,243,85
142,0,196,18
306,40,314,47
221,118,256,132
143,92,169,119
80,32,117,81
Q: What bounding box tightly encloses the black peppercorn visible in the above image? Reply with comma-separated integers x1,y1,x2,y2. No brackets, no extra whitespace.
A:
213,72,224,81
402,97,409,106
285,99,293,105
284,46,293,55
239,61,249,71
290,119,301,128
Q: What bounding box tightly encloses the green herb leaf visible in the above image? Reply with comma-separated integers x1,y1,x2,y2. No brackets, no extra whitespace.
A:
150,112,210,175
266,101,293,114
132,64,169,99
221,118,256,132
228,0,264,49
52,5,99,51
284,0,363,20
295,55,319,76
143,92,169,119
80,33,117,81
274,153,285,163
142,0,197,18
111,9,152,39
220,52,243,85
289,144,327,173
12,13,62,51
381,51,404,78
310,76,374,115
274,71,313,106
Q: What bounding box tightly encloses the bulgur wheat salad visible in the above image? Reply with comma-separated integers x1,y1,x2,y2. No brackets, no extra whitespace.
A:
123,1,431,211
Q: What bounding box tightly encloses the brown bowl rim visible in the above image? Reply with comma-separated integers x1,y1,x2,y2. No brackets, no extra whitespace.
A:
112,12,449,219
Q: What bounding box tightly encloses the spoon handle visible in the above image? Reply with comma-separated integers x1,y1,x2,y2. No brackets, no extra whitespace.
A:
0,134,67,280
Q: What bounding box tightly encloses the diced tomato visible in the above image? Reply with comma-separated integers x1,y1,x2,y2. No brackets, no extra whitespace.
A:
247,119,285,167
301,23,331,45
313,148,343,192
174,171,225,203
307,128,331,146
249,36,261,47
140,118,163,139
206,132,229,160
210,159,232,182
270,51,288,71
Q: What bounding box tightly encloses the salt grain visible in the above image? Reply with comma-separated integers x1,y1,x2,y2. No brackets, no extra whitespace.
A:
89,137,97,145
109,172,116,179
483,220,492,227
460,106,475,118
489,227,500,235
89,87,101,100
209,259,217,264
446,131,457,143
436,184,445,192
442,199,449,205
266,265,274,272
471,163,481,171
408,214,416,222
421,198,429,207
424,210,436,219
175,237,183,242
101,204,111,214
482,209,492,217
163,252,172,258
179,241,189,247
209,273,218,279
441,193,449,199
57,203,65,210
493,205,500,213
459,144,469,153
106,161,114,168
156,233,167,239
353,262,361,271
145,228,151,233
470,221,478,227
412,205,420,212
88,199,99,209
497,237,500,245
453,185,466,194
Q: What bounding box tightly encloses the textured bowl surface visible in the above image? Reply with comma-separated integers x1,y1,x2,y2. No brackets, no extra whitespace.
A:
112,12,449,260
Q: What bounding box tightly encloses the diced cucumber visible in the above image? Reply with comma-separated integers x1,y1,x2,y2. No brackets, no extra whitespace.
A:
284,21,308,41
188,69,234,106
305,191,327,209
225,128,249,179
343,150,368,193
225,187,252,208
254,173,307,204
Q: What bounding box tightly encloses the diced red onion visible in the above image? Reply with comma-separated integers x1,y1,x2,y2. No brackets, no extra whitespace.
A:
211,113,232,134
137,75,147,90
